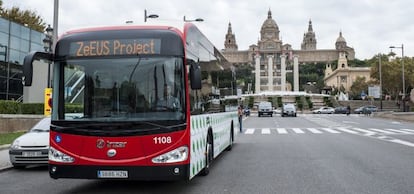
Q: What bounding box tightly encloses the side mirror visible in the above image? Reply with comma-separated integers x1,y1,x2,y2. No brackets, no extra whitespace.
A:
190,62,201,90
23,51,53,86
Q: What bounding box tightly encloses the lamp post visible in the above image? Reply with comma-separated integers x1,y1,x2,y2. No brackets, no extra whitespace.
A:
183,16,204,22
378,53,382,111
144,9,159,22
389,44,405,111
43,24,53,88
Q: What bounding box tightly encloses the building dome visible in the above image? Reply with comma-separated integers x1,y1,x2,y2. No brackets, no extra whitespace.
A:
335,31,348,50
336,31,346,43
260,9,280,40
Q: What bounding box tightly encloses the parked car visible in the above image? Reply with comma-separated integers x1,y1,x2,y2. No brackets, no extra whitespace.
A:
282,103,297,117
258,101,273,117
354,105,378,114
243,107,251,116
312,107,335,114
9,117,50,168
334,106,349,114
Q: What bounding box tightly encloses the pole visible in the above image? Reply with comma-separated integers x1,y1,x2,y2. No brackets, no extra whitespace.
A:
401,44,405,112
379,53,382,111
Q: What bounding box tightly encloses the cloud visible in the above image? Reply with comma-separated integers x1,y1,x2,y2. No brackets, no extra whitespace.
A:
2,0,414,59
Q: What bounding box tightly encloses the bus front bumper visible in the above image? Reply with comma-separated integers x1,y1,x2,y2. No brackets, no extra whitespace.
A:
49,164,189,181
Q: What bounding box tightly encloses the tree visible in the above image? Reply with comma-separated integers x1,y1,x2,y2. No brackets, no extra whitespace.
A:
369,54,414,99
350,76,368,99
0,2,46,32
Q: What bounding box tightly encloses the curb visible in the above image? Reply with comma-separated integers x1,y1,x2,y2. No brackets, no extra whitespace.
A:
0,144,10,151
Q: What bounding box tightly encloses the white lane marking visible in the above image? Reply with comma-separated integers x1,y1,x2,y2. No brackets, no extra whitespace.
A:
352,128,376,135
343,121,359,124
306,128,323,134
335,127,359,134
384,128,413,134
276,128,288,134
368,128,396,134
245,128,255,134
389,139,414,147
291,128,305,134
262,128,271,134
400,128,414,133
320,128,341,134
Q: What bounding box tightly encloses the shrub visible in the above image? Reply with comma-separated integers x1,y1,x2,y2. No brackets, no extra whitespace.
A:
0,100,20,114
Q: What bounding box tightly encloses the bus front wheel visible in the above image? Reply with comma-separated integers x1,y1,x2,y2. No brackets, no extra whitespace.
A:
200,133,213,176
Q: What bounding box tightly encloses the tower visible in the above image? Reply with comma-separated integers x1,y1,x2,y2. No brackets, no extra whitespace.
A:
301,19,317,50
224,22,238,51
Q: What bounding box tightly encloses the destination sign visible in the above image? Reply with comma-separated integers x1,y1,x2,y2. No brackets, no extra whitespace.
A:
70,39,161,57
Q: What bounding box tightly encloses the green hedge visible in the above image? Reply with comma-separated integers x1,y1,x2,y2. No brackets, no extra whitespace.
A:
0,100,20,114
0,100,43,114
21,103,43,114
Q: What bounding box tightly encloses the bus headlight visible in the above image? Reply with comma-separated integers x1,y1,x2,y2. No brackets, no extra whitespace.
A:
152,146,188,163
49,146,75,163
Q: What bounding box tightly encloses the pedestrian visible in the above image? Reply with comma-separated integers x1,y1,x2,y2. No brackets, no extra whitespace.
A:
346,105,351,116
238,106,243,133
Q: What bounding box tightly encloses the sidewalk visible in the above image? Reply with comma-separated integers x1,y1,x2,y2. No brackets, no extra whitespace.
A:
0,144,12,171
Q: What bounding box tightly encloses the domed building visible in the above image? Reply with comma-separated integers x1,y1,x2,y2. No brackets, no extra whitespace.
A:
222,9,359,94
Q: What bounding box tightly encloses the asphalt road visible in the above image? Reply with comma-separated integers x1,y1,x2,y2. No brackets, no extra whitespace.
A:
1,114,413,194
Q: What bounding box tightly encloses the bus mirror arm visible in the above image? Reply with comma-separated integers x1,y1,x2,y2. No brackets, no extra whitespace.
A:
23,51,53,86
190,62,202,90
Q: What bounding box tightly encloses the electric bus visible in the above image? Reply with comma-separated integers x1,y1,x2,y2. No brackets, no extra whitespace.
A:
23,23,238,180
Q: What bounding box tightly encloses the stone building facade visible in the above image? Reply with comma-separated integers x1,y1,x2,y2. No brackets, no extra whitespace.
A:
222,10,357,94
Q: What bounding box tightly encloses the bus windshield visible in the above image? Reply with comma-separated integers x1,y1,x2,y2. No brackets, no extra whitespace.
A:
61,56,185,122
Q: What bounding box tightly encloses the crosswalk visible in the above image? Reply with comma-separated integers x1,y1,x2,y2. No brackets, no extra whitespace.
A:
242,127,414,135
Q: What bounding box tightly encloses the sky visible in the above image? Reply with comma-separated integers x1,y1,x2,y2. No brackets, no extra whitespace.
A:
3,0,413,60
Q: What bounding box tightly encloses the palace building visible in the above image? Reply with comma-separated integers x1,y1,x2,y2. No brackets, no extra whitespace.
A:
222,10,362,94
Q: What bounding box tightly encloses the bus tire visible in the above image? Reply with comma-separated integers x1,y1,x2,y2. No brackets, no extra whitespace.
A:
200,131,213,176
226,122,234,151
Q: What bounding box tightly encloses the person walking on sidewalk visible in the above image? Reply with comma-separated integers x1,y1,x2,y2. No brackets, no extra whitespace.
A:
238,105,243,133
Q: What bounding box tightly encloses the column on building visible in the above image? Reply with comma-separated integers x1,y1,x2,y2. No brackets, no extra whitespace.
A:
293,55,299,92
255,54,261,94
267,55,273,91
280,54,286,91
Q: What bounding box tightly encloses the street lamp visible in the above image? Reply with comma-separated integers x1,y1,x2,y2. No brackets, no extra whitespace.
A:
43,24,53,88
144,9,159,22
378,53,382,111
183,16,204,22
389,44,405,111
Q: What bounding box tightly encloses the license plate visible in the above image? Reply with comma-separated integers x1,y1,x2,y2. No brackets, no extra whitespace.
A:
97,170,128,178
22,151,42,157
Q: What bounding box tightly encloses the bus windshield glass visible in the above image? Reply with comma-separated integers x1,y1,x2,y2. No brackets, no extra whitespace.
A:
62,56,185,122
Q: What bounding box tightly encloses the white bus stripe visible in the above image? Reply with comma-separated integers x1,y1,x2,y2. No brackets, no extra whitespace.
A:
276,128,288,134
245,128,255,134
368,128,396,134
320,128,341,134
306,128,323,134
291,128,305,134
335,127,359,134
262,128,271,134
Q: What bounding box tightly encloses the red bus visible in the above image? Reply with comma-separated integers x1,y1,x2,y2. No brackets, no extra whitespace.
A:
23,23,238,180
